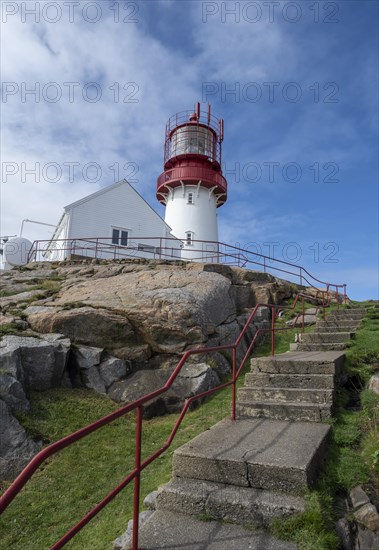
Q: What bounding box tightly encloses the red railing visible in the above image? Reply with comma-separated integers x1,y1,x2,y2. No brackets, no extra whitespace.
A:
164,107,223,166
0,292,331,549
26,236,348,303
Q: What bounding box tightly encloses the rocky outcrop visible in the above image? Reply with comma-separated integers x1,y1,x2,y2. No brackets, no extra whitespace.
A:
0,400,41,481
0,333,71,480
335,485,379,550
70,345,132,394
1,261,291,356
28,269,236,354
0,259,294,480
0,334,71,392
107,362,220,418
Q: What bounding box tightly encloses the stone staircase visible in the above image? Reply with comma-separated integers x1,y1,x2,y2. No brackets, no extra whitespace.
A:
116,307,366,550
236,351,343,422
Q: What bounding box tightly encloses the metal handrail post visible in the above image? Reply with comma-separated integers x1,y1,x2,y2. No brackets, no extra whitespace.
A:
231,348,237,421
271,307,275,355
301,296,305,334
132,406,143,550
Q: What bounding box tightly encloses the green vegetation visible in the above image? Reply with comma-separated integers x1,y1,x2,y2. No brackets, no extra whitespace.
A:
0,275,64,300
0,303,377,549
0,322,24,336
0,386,231,549
0,289,24,298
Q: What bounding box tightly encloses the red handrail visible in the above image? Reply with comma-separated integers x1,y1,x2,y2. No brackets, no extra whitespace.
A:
0,292,330,549
26,235,347,303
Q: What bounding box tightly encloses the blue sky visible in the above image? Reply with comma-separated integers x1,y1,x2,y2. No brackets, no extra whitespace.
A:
1,0,378,299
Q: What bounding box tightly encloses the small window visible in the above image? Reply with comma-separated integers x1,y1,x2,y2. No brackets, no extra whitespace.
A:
187,193,194,204
112,229,119,245
111,228,128,246
120,231,128,246
186,232,193,245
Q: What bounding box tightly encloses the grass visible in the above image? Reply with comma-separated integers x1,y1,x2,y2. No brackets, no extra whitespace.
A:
0,302,378,549
0,323,24,335
0,277,63,300
0,386,232,549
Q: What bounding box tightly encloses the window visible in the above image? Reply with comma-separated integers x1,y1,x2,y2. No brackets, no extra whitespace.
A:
186,232,193,245
112,228,128,246
188,192,194,204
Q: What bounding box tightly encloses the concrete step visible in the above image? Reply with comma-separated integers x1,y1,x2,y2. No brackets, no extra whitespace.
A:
245,372,335,389
330,307,366,314
236,400,333,422
124,510,297,549
172,418,330,492
154,477,305,528
313,325,359,333
250,351,345,375
296,343,346,351
317,319,361,327
328,311,365,319
300,331,354,343
238,387,334,404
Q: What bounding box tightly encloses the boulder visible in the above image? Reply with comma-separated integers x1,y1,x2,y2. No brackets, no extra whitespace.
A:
0,334,70,391
70,346,132,393
0,374,30,414
229,285,255,313
27,270,237,355
81,366,107,395
335,518,353,550
108,362,220,418
112,344,152,363
99,357,131,389
72,345,104,370
0,338,24,381
0,400,40,481
355,525,379,549
252,285,272,305
350,486,371,510
28,307,137,351
368,374,379,396
354,503,379,531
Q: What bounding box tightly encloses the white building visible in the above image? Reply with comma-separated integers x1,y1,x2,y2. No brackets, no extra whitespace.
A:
43,180,182,262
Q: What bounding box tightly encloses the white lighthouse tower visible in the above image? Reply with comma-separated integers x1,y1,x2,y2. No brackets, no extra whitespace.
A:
156,103,227,261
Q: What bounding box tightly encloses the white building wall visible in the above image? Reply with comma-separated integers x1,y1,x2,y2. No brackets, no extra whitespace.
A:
164,185,219,262
66,182,181,261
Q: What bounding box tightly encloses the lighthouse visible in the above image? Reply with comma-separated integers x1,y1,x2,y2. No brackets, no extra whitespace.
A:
156,102,227,261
